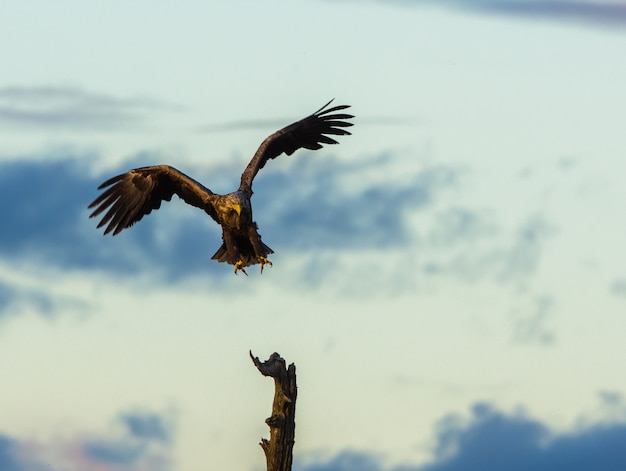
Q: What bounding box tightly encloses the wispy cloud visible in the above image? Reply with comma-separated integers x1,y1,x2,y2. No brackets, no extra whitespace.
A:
121,412,173,444
0,86,181,130
610,278,626,297
510,295,556,346
419,211,553,284
0,279,55,318
198,116,418,133
499,215,553,281
197,118,290,133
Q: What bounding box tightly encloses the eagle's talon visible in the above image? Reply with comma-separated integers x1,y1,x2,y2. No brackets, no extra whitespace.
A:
234,260,248,276
258,256,273,273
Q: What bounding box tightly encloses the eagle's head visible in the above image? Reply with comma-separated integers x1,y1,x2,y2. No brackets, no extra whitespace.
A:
217,192,250,230
230,203,241,217
221,201,240,228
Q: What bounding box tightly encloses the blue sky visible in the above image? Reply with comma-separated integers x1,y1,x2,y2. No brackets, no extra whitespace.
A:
1,1,626,470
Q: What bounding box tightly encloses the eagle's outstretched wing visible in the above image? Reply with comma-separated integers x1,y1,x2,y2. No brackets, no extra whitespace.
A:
239,100,353,192
88,165,218,235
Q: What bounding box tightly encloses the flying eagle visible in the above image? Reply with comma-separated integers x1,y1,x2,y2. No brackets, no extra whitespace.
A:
88,100,353,274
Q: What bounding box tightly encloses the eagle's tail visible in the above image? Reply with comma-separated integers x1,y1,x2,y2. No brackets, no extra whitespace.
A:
211,236,274,268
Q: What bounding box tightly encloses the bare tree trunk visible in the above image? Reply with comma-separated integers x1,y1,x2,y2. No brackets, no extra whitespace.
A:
250,351,297,471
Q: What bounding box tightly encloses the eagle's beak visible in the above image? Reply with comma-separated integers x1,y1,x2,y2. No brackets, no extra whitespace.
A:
232,204,241,216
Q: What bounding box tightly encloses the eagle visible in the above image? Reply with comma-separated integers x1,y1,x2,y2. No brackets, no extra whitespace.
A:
88,100,353,274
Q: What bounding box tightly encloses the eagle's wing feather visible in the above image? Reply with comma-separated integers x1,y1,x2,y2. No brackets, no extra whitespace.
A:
239,100,353,192
88,165,218,235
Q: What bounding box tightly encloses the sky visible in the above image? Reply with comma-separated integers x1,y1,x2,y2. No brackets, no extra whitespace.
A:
1,0,626,470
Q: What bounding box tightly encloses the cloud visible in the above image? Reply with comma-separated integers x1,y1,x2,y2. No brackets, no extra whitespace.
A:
368,0,626,29
0,150,555,304
421,402,626,471
82,411,173,465
510,295,555,346
0,155,202,278
499,215,553,281
0,85,180,131
254,154,458,251
417,211,555,342
0,152,457,281
419,211,553,285
295,401,626,471
610,278,626,298
197,118,292,133
0,149,553,297
198,116,418,133
121,412,173,444
460,1,626,28
0,281,13,312
80,411,174,468
1,409,174,471
297,451,384,471
0,436,20,471
0,279,55,318
82,440,146,465
0,157,109,267
426,208,496,248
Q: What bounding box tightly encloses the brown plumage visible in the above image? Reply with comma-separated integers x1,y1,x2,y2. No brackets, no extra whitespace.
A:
88,100,353,274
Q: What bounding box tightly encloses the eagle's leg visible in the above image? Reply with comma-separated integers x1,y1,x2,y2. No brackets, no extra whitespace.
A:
258,256,272,273
222,230,247,275
234,260,248,276
248,223,272,273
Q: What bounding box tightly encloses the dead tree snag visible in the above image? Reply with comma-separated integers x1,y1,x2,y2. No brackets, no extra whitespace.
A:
250,351,297,471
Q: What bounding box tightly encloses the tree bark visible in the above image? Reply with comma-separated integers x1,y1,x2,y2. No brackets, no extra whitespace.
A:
250,351,297,471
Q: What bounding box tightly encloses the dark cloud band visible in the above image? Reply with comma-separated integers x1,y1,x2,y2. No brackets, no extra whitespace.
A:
295,401,626,471
367,0,626,29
